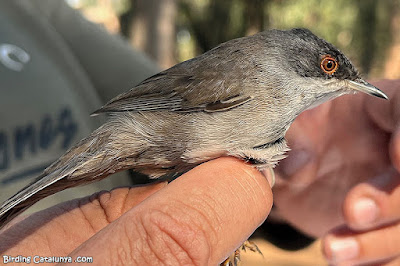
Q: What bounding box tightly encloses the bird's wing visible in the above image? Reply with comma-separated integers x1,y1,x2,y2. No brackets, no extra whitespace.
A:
92,42,258,114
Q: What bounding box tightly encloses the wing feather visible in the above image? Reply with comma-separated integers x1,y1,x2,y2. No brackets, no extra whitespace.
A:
93,36,263,115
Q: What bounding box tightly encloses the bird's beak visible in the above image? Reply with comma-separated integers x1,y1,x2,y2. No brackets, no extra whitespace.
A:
347,79,388,100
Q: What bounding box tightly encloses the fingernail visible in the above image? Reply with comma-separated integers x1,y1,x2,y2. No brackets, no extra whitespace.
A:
326,237,359,263
352,198,379,226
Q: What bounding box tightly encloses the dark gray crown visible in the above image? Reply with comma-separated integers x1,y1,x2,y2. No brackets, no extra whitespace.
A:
269,28,360,80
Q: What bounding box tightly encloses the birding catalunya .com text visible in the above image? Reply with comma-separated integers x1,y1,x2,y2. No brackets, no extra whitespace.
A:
2,255,93,264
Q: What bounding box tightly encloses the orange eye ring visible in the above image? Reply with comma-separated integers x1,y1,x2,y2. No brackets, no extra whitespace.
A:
320,55,338,75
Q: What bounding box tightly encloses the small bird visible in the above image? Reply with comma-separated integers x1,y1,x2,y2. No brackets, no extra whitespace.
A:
0,28,387,230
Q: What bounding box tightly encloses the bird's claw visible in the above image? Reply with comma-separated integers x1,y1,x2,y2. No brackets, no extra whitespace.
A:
267,166,275,187
221,240,263,266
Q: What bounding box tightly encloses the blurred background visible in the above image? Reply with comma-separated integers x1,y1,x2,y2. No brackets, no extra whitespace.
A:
66,0,400,78
62,0,399,265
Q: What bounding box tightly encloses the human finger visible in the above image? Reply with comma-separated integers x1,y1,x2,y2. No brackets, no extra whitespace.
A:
0,183,167,255
342,169,400,231
68,157,273,265
323,223,400,266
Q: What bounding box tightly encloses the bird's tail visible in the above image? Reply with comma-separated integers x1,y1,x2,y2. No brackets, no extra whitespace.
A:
0,170,70,229
0,120,146,229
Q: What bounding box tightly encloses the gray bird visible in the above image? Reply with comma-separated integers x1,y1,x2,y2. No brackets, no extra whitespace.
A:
0,28,387,229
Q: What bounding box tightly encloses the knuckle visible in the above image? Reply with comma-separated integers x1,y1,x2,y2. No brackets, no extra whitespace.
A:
136,208,212,266
113,227,138,265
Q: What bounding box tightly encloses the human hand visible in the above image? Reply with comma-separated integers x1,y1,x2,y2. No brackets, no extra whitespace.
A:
272,80,398,236
323,170,400,265
272,79,400,264
0,157,272,265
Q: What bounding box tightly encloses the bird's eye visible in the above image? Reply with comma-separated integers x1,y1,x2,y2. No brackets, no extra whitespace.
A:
320,55,338,75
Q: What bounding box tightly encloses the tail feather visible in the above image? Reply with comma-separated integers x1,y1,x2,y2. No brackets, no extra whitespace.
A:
0,171,69,229
0,126,112,229
0,119,152,229
0,162,120,229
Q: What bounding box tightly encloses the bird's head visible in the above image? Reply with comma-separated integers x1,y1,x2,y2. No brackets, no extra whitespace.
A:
262,28,387,110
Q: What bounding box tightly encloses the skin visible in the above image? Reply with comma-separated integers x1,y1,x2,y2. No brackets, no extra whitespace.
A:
1,80,398,266
0,158,272,265
274,79,400,265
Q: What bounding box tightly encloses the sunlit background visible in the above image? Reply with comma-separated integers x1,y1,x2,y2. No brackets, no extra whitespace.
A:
66,0,400,79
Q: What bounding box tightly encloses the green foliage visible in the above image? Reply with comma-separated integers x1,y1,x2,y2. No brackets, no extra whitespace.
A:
178,0,398,76
75,0,399,77
268,0,357,45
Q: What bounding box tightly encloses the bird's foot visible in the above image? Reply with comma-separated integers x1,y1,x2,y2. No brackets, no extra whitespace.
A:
221,240,263,266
